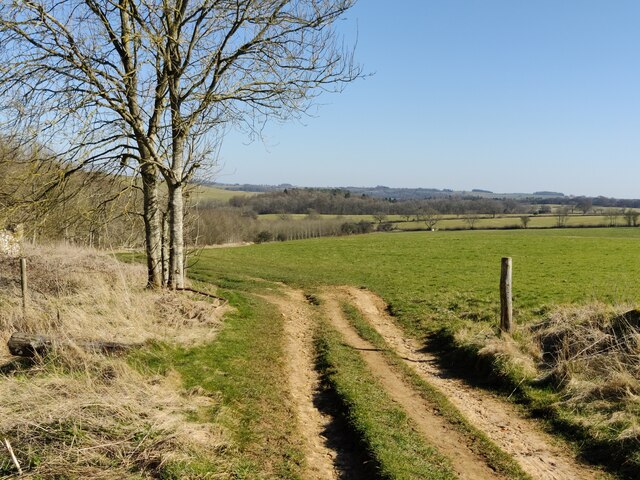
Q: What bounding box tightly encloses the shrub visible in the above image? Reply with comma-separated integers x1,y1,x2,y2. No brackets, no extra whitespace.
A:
255,230,273,243
340,221,373,235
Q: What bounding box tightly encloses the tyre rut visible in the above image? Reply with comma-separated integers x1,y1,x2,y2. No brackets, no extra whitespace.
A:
340,286,608,480
321,292,503,480
266,290,373,480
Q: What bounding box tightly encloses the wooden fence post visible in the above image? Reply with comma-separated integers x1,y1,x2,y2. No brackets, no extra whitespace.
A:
20,257,28,313
500,257,513,333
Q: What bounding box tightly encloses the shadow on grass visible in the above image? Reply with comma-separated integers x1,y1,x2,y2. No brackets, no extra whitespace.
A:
312,381,381,480
422,328,639,480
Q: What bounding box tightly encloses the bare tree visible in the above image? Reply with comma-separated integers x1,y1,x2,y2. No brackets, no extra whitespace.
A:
0,0,361,288
372,212,388,225
136,0,360,287
556,206,570,227
576,197,592,215
423,207,439,230
623,209,640,227
520,215,530,229
604,208,623,227
0,1,170,287
463,214,480,230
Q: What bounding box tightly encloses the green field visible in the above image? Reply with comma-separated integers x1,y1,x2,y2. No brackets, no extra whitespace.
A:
192,184,257,203
183,227,640,477
120,226,640,478
190,228,640,335
256,212,624,231
395,214,617,230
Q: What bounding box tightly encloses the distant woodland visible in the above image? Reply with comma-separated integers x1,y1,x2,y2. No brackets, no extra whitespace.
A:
226,187,640,216
3,136,639,249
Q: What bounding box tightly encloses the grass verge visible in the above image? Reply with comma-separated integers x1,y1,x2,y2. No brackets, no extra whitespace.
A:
130,290,304,480
429,320,639,479
0,245,232,479
314,317,457,480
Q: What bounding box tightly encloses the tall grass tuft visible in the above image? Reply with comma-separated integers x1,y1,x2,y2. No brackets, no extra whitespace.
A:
0,244,230,478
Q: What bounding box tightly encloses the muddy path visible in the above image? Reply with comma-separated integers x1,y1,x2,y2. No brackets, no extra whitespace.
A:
266,290,372,480
339,286,607,480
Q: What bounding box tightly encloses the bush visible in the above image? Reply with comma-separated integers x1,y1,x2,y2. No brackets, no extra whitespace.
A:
340,221,373,235
254,230,273,243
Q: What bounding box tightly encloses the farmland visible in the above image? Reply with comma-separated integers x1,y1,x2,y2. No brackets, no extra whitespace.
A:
2,1,639,477
182,227,640,478
3,229,639,478
190,228,640,330
192,184,257,203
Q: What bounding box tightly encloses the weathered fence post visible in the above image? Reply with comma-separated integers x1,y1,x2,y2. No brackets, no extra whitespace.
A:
500,257,513,333
20,257,28,313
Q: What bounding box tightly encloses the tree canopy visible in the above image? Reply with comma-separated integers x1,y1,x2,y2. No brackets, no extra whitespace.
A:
0,0,360,287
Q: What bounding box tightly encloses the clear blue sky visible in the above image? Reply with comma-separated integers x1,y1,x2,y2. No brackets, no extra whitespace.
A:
216,0,640,198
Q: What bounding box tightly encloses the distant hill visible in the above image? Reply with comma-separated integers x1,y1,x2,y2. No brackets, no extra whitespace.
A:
205,182,290,193
533,191,565,197
208,182,565,201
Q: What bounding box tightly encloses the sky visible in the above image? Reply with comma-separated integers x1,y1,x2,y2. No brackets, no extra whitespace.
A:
215,1,640,198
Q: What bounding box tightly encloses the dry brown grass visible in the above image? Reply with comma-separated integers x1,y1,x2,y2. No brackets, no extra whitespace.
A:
0,244,226,357
533,302,640,442
0,244,230,478
453,322,539,381
452,300,640,446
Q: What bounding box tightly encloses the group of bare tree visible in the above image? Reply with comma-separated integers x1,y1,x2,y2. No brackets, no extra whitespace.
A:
229,188,533,217
0,137,144,246
0,0,359,288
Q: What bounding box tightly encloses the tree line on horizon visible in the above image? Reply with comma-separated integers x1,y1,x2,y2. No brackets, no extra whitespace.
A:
3,158,639,250
225,188,640,217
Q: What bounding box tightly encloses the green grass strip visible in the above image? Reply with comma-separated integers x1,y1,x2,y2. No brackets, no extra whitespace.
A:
340,302,531,480
130,291,303,480
315,318,457,480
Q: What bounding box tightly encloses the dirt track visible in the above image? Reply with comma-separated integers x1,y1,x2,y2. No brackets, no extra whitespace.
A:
267,290,340,480
267,289,373,480
339,286,605,480
322,293,501,479
264,284,609,479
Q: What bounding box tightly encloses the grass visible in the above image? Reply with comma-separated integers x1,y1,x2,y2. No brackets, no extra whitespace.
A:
339,302,531,480
0,246,314,478
259,213,405,222
0,245,230,478
130,290,305,479
254,213,621,231
188,228,640,477
192,184,257,203
395,214,618,230
519,303,640,476
190,228,640,336
314,317,458,480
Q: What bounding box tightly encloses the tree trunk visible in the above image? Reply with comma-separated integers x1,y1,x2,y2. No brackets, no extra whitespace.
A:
167,130,186,289
141,163,163,288
8,332,139,357
168,180,185,289
166,36,187,290
161,210,169,286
